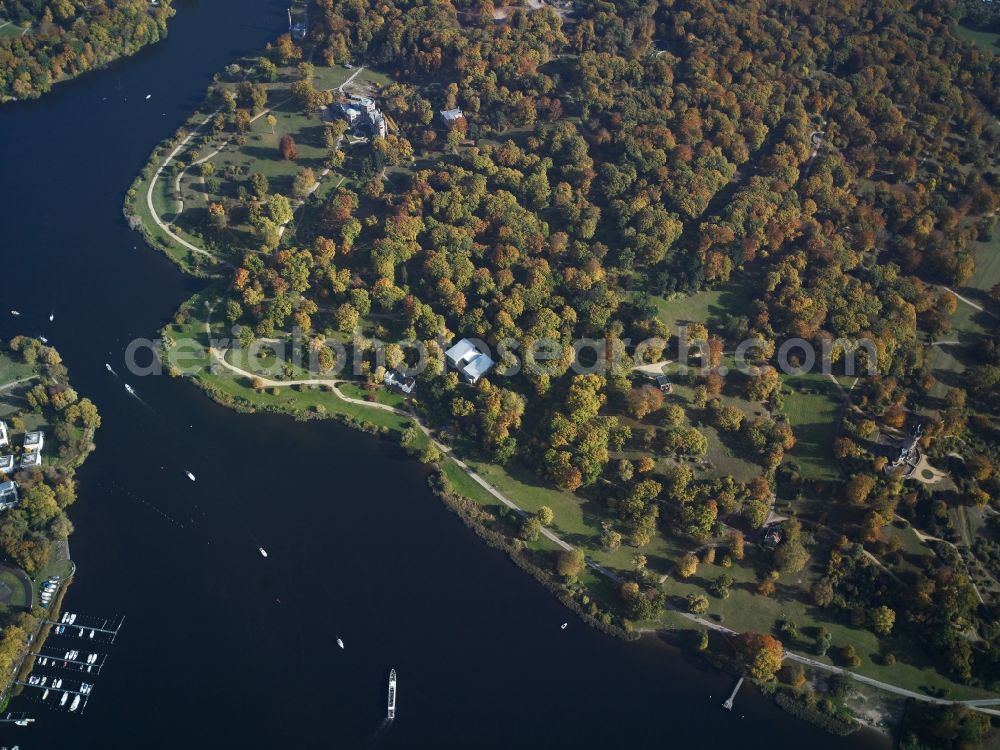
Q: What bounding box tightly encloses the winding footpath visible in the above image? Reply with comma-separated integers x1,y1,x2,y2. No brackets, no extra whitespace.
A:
145,66,367,266
206,341,998,713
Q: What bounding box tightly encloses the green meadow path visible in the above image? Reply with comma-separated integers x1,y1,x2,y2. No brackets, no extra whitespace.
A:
207,339,1000,712
144,66,367,265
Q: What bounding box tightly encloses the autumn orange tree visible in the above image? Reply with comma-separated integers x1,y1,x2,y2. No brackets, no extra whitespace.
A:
733,632,784,682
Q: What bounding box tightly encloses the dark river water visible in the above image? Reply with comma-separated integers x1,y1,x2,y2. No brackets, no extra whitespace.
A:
0,2,890,747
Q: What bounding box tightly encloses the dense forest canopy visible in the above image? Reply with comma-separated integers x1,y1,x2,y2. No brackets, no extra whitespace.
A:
149,0,1000,700
0,0,174,101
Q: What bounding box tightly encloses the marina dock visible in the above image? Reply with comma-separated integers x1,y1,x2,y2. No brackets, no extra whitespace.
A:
17,610,125,716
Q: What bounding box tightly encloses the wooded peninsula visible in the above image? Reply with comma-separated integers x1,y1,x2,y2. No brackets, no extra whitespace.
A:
122,1,1000,745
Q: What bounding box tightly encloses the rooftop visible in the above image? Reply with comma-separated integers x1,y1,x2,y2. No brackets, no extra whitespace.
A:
19,451,41,469
445,339,495,384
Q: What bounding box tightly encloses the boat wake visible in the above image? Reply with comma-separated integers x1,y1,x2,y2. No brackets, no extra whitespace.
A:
123,382,155,412
359,718,393,748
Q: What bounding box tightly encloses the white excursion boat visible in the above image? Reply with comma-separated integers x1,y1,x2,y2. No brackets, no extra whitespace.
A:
124,383,135,395
387,669,396,720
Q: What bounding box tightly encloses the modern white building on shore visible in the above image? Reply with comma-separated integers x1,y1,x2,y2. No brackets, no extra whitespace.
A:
445,339,495,384
0,454,13,474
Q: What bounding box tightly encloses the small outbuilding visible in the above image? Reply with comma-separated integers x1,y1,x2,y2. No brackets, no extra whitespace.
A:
762,524,783,548
439,108,465,127
0,455,13,474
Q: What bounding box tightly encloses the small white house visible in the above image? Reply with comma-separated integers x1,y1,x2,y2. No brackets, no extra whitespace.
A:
439,108,465,127
0,455,13,474
445,339,495,384
0,420,7,448
383,369,416,395
0,480,18,511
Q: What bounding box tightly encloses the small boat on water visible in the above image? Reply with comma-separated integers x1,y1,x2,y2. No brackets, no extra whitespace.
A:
105,363,113,373
59,692,68,707
185,471,196,482
89,629,95,638
38,336,48,344
124,383,135,395
69,694,80,711
337,637,344,649
259,547,268,558
49,312,54,322
561,623,567,630
42,688,49,700
387,669,396,720
10,310,19,316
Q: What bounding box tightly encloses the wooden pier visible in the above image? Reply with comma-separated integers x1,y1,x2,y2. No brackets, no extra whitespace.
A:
722,677,744,710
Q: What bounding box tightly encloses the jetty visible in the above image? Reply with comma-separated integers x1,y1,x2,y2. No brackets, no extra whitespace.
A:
722,677,744,710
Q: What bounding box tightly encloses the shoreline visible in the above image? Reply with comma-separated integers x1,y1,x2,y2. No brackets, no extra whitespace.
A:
116,12,1000,742
0,339,99,706
0,3,176,105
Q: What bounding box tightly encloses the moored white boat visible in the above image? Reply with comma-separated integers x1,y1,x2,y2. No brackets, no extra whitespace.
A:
387,669,396,720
